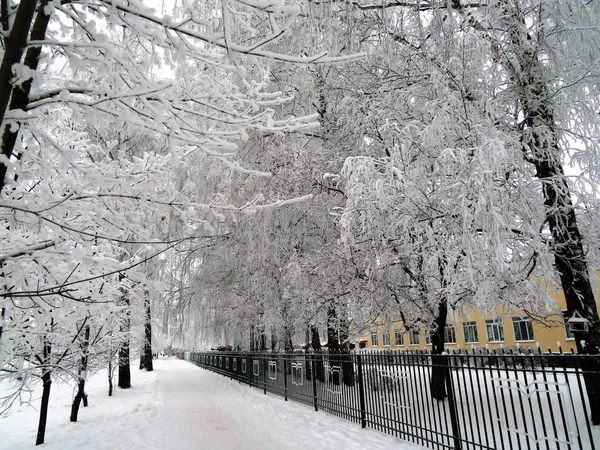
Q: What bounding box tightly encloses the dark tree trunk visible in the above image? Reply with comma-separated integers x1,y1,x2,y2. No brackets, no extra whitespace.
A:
35,338,51,446
283,325,293,352
118,286,131,389
0,0,37,125
326,307,341,385
250,324,256,351
327,307,339,351
310,325,325,382
259,324,266,351
118,338,131,389
430,301,448,401
270,326,277,352
0,307,5,344
338,317,355,387
108,355,113,397
70,324,90,422
0,0,51,194
139,287,153,371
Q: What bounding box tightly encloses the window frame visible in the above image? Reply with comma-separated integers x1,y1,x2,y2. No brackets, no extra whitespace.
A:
485,319,505,343
370,331,379,347
382,330,391,346
512,316,535,342
394,329,404,346
444,324,457,344
425,329,432,345
462,321,479,344
409,329,420,346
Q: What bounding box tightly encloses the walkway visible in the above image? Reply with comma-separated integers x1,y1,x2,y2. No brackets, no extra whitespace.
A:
3,358,422,449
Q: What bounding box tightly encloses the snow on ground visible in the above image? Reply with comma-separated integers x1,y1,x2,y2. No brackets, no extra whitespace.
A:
1,358,424,449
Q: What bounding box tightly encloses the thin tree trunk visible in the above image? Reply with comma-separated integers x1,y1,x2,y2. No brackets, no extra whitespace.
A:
70,324,90,422
250,324,256,351
283,325,293,352
118,284,131,389
108,355,113,396
35,337,51,446
140,286,153,371
270,326,277,352
259,324,266,351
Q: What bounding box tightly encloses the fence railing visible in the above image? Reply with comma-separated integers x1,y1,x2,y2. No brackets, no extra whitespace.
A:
184,350,600,450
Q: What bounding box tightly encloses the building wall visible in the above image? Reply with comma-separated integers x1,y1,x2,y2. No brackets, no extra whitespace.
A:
359,272,600,353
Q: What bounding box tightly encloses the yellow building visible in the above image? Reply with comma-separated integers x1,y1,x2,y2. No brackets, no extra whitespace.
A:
358,273,600,353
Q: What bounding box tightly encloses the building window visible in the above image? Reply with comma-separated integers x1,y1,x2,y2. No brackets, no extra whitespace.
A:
394,329,404,346
445,325,457,344
409,329,420,345
463,321,479,343
425,329,432,345
382,330,391,346
486,319,504,342
371,331,379,347
562,311,574,339
512,317,535,341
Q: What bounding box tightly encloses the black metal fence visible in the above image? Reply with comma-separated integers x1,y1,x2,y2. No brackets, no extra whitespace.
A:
184,350,600,450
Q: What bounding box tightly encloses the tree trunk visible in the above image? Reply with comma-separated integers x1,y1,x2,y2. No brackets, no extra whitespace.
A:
108,355,113,397
118,338,131,389
0,0,51,193
326,307,341,385
0,0,37,127
250,324,256,351
259,324,266,351
270,326,277,352
70,324,90,422
0,307,5,344
310,325,325,382
283,325,293,352
35,337,51,446
118,286,131,389
430,300,448,401
338,316,355,387
139,286,153,371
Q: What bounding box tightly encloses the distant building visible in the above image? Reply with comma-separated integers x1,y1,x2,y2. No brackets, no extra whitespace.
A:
356,272,600,353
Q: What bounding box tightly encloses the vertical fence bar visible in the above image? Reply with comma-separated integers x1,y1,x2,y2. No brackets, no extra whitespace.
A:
444,354,462,450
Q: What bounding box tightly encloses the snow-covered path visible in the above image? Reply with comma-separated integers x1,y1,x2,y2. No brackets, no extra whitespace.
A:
2,358,423,449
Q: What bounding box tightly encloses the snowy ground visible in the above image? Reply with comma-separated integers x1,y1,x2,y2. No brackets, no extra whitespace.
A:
1,358,424,449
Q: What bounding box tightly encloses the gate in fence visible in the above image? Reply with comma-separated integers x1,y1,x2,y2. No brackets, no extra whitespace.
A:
184,350,600,450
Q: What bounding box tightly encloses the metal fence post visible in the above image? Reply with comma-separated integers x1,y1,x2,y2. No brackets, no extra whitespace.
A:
443,354,462,450
356,353,367,428
311,354,318,411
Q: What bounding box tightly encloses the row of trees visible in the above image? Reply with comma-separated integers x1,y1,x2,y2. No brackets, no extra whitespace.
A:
0,0,355,445
160,0,600,423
